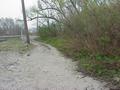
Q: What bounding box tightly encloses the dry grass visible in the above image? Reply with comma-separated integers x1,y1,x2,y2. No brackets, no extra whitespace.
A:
0,38,33,54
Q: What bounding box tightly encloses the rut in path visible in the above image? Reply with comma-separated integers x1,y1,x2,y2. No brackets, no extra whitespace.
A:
0,41,109,90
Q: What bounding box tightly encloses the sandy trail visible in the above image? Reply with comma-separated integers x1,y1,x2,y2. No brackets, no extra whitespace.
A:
0,41,109,90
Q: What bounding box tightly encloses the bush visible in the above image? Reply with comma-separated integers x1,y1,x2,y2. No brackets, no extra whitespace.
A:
61,0,120,56
38,23,58,39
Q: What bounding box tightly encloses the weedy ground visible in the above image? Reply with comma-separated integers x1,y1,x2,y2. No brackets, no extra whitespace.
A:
0,38,33,54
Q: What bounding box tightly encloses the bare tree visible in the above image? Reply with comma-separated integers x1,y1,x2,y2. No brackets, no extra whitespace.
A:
0,18,22,36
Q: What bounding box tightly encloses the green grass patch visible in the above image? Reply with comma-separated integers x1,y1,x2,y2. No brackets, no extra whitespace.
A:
36,37,120,85
0,38,33,54
35,37,66,49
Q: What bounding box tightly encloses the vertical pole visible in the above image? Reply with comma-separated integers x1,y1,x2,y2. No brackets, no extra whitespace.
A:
37,13,39,31
21,27,23,40
21,0,30,44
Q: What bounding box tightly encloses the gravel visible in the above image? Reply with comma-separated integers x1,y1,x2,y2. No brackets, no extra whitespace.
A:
0,41,109,90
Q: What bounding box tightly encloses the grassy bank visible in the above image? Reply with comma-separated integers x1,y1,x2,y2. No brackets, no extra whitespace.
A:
36,37,120,86
0,38,33,54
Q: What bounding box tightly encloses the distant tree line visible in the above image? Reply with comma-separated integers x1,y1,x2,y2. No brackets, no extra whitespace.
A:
0,18,23,36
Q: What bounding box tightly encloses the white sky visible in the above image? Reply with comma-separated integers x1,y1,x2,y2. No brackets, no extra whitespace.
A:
0,0,37,28
0,0,37,18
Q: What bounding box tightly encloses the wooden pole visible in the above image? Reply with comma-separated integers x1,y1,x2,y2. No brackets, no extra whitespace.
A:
37,13,39,31
21,0,30,44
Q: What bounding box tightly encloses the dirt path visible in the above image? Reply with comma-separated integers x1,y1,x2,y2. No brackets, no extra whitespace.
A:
0,41,109,90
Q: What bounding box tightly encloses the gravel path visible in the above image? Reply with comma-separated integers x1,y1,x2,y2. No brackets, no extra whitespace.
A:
0,41,109,90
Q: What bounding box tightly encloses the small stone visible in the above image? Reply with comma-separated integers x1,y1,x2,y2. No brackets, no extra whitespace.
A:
114,77,120,82
27,54,30,56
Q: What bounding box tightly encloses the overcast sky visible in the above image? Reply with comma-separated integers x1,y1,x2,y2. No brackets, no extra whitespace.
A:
0,0,37,19
0,0,37,28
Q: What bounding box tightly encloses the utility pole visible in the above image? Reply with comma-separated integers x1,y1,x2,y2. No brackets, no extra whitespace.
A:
21,0,30,44
37,13,39,31
20,26,23,40
37,0,39,32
